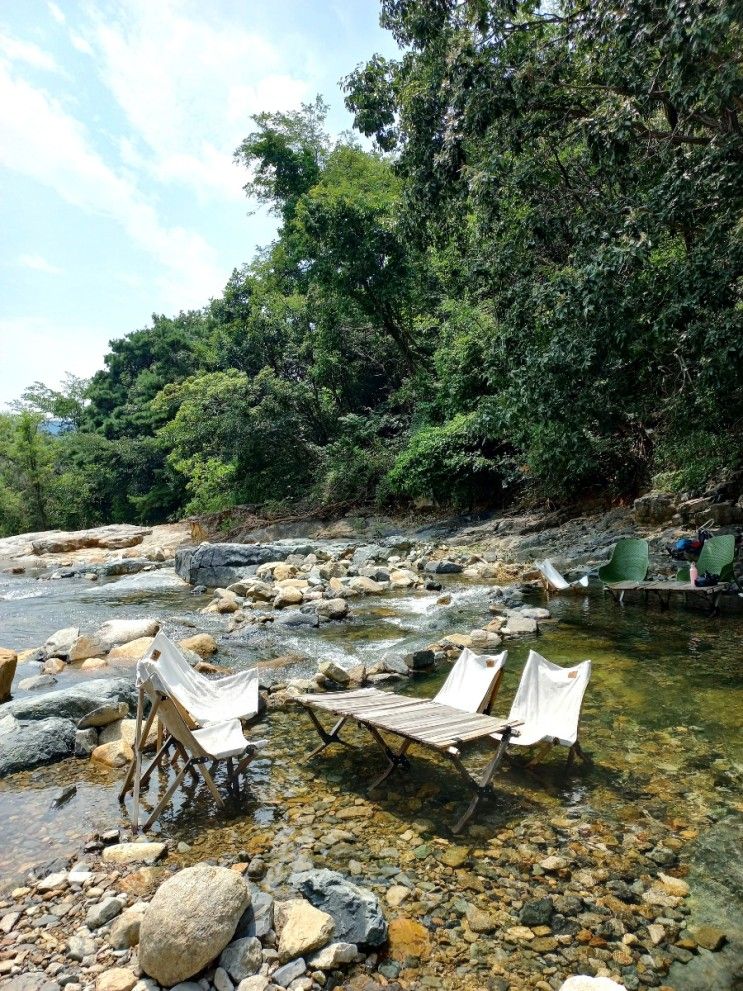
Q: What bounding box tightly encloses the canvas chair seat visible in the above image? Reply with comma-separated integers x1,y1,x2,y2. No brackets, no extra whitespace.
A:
535,559,589,592
492,649,591,750
191,718,251,760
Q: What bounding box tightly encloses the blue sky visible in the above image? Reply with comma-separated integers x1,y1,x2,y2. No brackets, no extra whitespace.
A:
0,0,398,405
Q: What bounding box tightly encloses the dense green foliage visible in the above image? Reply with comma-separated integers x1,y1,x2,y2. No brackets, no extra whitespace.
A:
1,1,741,536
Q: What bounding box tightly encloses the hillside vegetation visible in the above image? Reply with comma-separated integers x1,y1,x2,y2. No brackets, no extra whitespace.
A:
1,0,741,536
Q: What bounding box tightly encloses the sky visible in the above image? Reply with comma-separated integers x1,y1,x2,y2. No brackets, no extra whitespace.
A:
0,0,398,405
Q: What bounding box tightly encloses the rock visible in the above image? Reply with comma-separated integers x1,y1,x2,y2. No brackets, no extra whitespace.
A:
108,907,146,949
502,615,538,636
0,648,17,702
78,701,130,729
94,618,161,651
313,598,350,620
91,739,133,767
289,869,387,947
86,896,123,929
96,969,138,991
520,896,554,926
274,586,304,608
213,967,234,991
44,627,80,659
318,660,350,685
1,974,61,991
275,609,320,628
43,657,66,674
3,677,134,723
236,978,269,991
539,855,567,872
138,863,251,986
308,942,357,968
68,933,96,961
693,925,727,951
559,979,626,990
275,898,335,963
219,936,263,982
176,542,294,587
349,575,386,594
99,718,158,750
68,635,107,662
0,714,77,777
235,890,274,940
404,649,435,671
425,559,462,574
31,525,149,554
465,904,497,933
102,842,166,865
387,917,431,961
179,633,218,658
657,872,689,897
385,885,410,908
439,845,469,868
634,490,677,524
378,654,409,676
271,959,306,988
107,638,155,664
18,674,57,691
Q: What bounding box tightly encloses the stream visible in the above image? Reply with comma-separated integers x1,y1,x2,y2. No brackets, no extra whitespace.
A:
1,563,741,989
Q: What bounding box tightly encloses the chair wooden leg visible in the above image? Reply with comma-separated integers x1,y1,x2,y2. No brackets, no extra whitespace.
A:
526,740,554,768
305,710,352,759
140,738,173,789
119,694,160,800
448,728,513,834
143,759,193,831
367,735,411,792
196,762,225,808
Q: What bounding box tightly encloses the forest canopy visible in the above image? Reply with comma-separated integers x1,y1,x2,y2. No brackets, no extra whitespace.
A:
1,0,741,536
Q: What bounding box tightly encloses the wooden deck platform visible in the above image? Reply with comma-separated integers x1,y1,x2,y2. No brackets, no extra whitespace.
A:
605,579,729,614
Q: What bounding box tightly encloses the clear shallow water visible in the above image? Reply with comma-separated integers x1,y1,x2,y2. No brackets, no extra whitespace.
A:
0,567,741,985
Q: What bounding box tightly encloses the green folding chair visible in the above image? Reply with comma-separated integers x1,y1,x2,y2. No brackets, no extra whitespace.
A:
677,534,736,583
598,538,649,584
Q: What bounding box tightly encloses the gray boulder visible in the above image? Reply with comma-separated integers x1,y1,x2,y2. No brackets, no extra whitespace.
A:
289,869,387,947
1,678,134,723
176,543,291,587
0,714,77,777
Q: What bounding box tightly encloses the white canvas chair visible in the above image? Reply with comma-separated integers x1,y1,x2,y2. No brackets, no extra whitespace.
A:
119,658,260,831
536,559,589,594
140,632,259,725
430,647,507,713
492,650,591,767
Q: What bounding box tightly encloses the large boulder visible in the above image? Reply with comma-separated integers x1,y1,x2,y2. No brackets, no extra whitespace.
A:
1,678,134,723
94,618,160,652
30,525,149,555
44,627,80,659
138,864,251,986
176,543,291,587
0,714,76,777
0,648,17,703
289,869,387,947
633,490,677,525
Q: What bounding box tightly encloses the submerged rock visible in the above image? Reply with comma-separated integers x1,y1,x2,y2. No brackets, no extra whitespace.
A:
0,714,76,777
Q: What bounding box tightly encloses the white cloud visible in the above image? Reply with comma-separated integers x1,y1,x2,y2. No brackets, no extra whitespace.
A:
19,254,63,275
70,33,94,56
0,316,107,404
81,1,310,200
48,2,66,25
0,31,58,72
0,60,225,310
